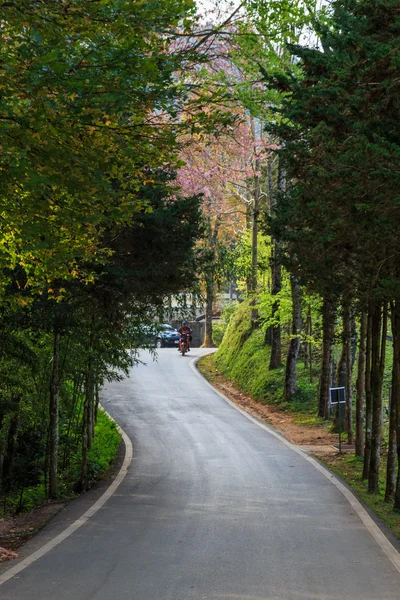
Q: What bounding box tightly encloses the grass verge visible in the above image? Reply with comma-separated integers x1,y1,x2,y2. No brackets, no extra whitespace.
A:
318,453,400,539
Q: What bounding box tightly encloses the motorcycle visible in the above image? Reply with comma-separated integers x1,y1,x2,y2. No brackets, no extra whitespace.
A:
179,332,190,356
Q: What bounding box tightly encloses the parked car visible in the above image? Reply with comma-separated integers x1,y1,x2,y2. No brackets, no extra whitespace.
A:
153,324,180,348
134,323,180,349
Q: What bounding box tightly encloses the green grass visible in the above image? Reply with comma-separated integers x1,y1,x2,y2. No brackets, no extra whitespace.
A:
319,453,400,539
69,408,121,483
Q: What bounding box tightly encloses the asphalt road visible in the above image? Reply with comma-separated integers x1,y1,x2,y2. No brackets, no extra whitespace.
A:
1,348,399,599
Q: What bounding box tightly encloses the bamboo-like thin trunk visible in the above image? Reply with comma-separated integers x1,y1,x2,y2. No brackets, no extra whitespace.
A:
81,389,89,492
49,330,60,499
62,374,82,470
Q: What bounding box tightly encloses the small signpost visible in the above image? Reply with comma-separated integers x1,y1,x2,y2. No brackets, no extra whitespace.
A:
329,387,346,453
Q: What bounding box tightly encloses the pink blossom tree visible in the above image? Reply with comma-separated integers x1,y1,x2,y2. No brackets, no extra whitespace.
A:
177,113,272,345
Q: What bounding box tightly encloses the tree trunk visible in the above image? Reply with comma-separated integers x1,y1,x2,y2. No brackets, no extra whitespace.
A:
303,304,313,381
245,199,252,231
318,298,336,419
49,330,61,499
385,349,397,502
267,154,274,214
81,387,89,492
355,311,367,457
201,276,216,348
308,306,313,383
368,302,387,493
337,345,346,388
284,276,303,400
350,314,358,369
344,304,354,444
391,302,400,509
62,374,82,470
86,355,94,450
201,221,219,348
362,309,373,480
94,383,100,425
1,400,21,493
81,313,96,492
268,259,282,369
269,160,284,369
264,157,274,344
250,159,261,326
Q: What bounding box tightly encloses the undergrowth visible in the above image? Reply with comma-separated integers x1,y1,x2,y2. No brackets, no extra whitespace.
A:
2,409,121,515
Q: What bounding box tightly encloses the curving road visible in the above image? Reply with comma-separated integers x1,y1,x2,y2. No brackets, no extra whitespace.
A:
1,348,399,599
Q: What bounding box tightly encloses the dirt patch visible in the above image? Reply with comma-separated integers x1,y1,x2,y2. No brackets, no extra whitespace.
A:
0,502,66,560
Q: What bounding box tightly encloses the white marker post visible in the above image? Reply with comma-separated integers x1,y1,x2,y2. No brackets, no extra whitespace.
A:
330,387,346,453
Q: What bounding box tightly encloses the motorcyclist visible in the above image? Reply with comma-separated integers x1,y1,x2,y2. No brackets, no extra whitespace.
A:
177,321,192,351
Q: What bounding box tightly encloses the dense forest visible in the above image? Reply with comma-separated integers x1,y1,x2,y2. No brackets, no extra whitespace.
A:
1,0,400,526
0,0,204,509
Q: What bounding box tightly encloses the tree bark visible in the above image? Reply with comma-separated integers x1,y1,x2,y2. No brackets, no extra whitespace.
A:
344,303,354,444
268,254,282,368
368,302,387,493
362,309,373,480
268,159,284,369
355,311,367,457
250,158,261,326
62,374,82,470
284,275,303,400
81,387,89,492
86,351,95,450
391,301,400,509
1,399,21,493
308,306,313,383
201,221,220,348
201,276,216,348
337,345,346,388
385,332,397,501
49,330,60,499
318,298,336,419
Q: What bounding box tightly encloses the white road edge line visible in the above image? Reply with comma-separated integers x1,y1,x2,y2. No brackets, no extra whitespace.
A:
190,353,400,575
0,408,133,586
